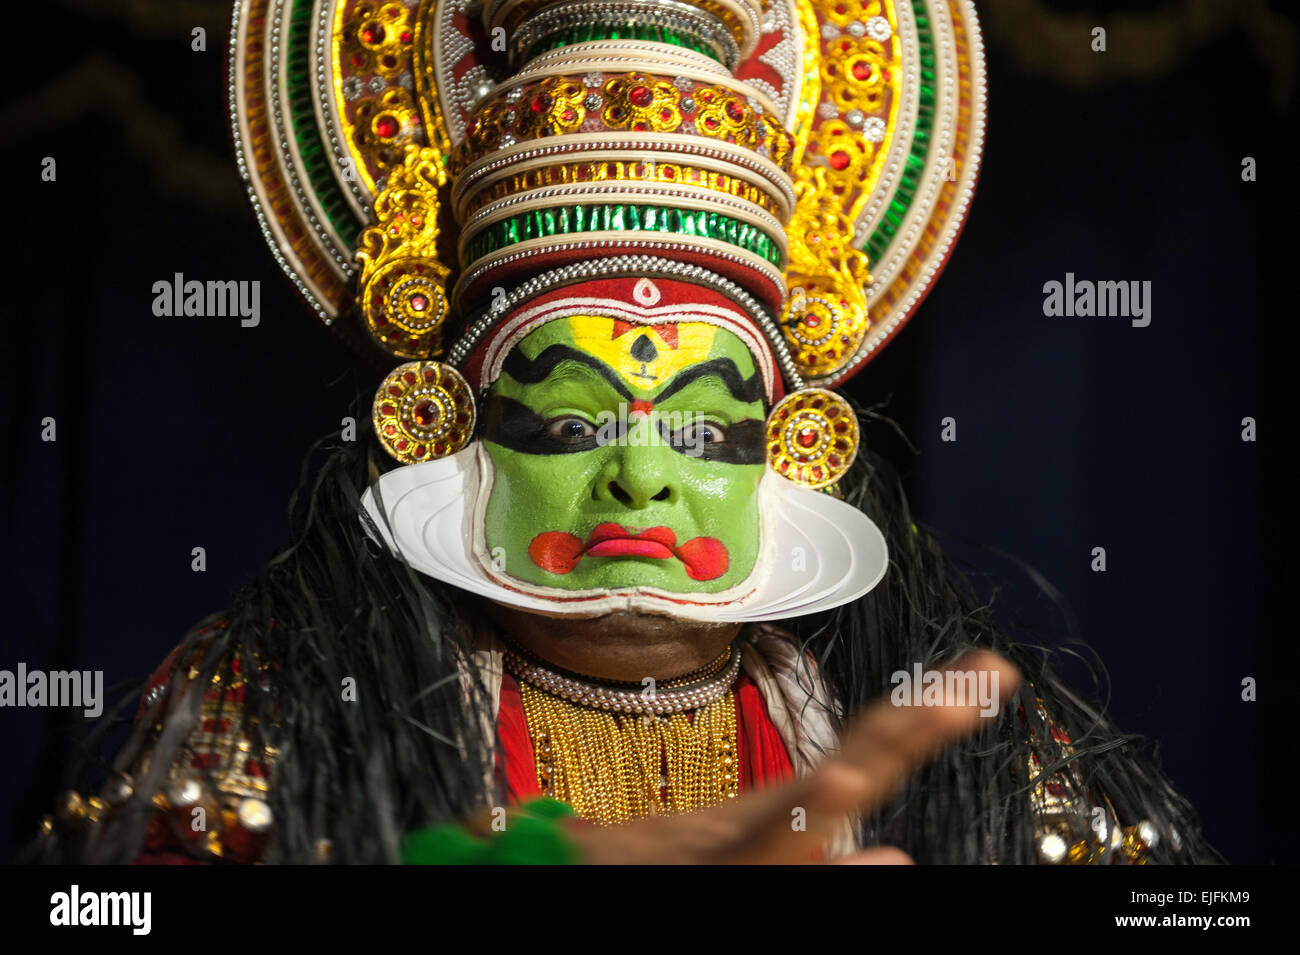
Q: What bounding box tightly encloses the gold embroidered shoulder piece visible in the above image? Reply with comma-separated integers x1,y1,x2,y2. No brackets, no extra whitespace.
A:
39,624,291,864
1022,690,1162,865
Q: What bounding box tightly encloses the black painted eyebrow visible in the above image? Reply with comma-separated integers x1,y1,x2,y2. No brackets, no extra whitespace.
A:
651,358,764,405
500,344,634,400
500,344,762,405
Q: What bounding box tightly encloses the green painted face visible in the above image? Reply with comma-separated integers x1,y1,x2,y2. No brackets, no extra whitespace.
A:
480,316,768,593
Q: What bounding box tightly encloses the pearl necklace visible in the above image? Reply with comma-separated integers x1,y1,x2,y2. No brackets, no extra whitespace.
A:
502,641,741,716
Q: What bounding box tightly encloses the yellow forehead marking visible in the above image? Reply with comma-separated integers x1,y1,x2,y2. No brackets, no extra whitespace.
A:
567,316,718,390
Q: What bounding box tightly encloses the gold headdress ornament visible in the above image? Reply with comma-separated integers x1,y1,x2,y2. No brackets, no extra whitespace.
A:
231,0,986,481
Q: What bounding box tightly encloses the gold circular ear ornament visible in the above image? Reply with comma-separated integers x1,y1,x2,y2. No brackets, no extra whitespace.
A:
372,361,476,464
765,388,858,489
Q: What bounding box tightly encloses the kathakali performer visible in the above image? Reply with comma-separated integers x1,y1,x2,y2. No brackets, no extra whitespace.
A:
37,0,1215,864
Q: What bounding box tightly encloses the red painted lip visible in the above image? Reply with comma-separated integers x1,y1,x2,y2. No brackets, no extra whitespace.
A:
527,522,730,581
586,538,675,559
587,522,677,551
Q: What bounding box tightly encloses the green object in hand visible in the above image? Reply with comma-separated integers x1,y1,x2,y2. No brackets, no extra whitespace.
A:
401,798,580,865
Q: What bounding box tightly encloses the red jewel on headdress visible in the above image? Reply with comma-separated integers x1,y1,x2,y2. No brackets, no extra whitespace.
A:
629,86,652,107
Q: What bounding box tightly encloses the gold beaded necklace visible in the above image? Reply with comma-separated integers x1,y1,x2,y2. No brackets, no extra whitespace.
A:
508,646,741,826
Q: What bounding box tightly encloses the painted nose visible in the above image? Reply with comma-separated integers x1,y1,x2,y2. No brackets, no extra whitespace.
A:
594,425,677,509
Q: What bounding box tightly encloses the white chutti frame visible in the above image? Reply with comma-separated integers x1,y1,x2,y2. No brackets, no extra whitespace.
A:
360,443,888,623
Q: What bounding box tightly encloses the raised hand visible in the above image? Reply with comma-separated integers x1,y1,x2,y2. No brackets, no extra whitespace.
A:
566,651,1020,864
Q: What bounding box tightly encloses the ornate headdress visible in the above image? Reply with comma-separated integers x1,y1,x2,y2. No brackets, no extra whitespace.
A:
230,0,985,620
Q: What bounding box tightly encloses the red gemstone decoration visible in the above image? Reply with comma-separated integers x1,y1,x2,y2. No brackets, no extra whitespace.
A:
375,115,399,138
804,315,820,328
725,100,745,121
852,61,872,81
381,404,395,417
532,93,553,113
796,428,818,449
400,31,412,43
829,150,851,171
403,371,416,385
413,401,439,427
629,86,652,107
409,293,428,312
361,25,384,44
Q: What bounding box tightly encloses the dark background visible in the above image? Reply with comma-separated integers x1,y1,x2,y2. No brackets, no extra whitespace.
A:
1,0,1292,863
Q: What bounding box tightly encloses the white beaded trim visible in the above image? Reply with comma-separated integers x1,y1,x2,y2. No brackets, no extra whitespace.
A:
446,253,804,389
269,0,354,274
229,0,335,321
504,645,742,715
